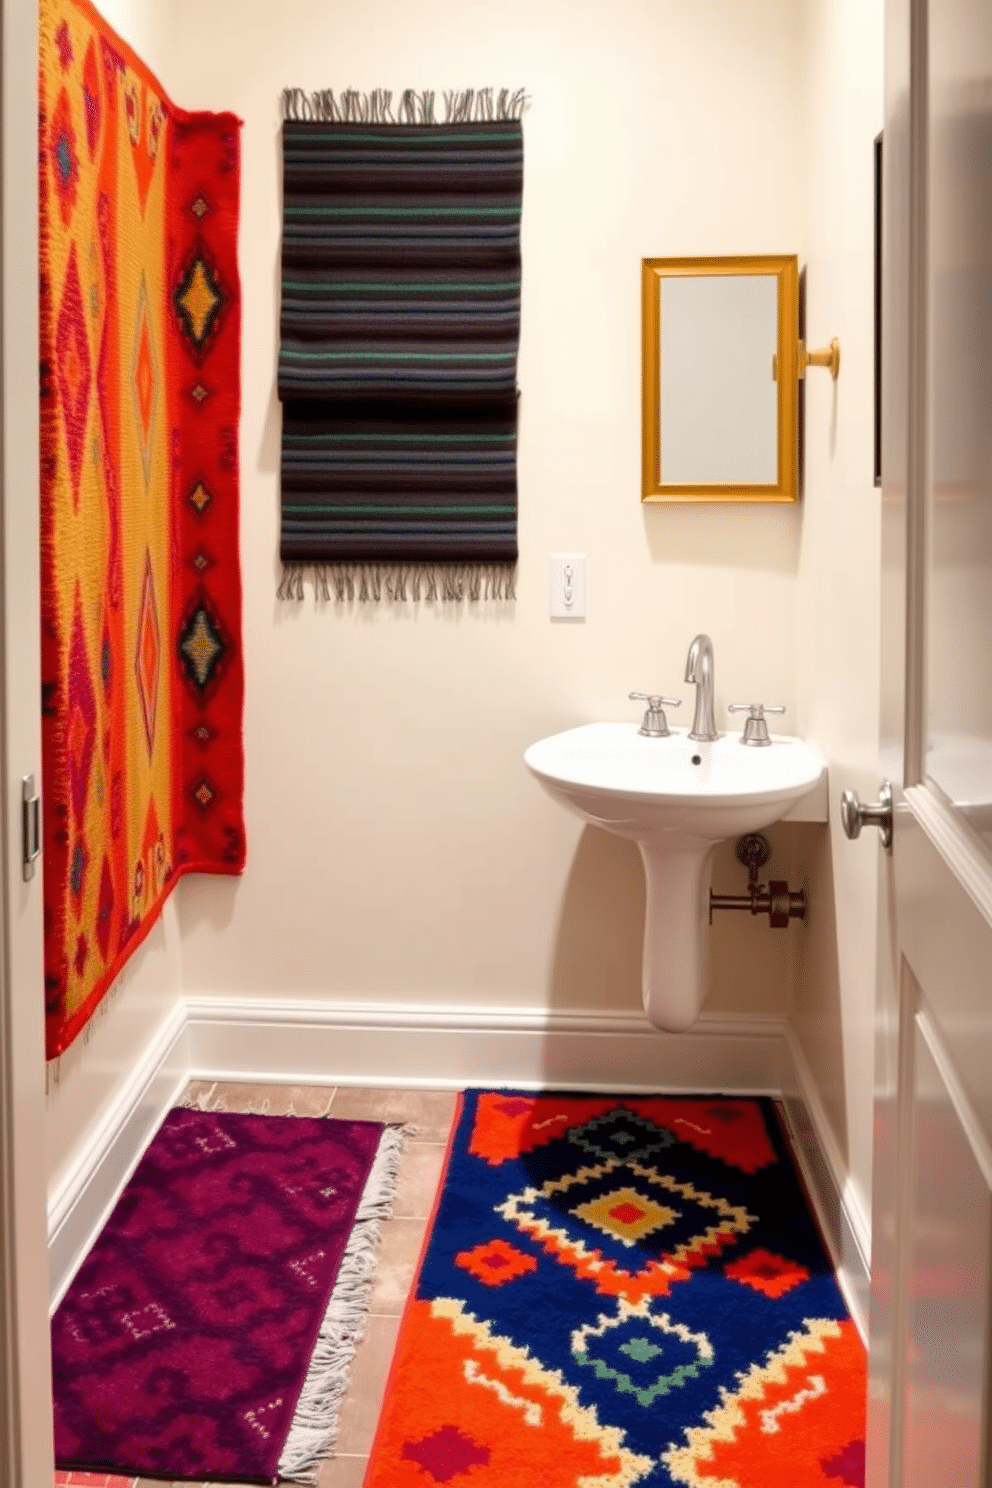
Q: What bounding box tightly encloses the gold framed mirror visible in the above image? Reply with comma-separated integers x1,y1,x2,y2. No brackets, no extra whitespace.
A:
641,254,799,503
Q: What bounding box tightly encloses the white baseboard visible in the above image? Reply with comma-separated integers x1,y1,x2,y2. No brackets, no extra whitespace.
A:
47,994,870,1341
47,1001,190,1310
780,1022,872,1342
183,996,786,1094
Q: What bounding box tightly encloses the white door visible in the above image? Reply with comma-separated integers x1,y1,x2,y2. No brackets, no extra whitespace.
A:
864,0,992,1484
0,0,56,1483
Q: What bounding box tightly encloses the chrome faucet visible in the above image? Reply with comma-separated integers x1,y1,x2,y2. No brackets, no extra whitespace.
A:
684,633,719,742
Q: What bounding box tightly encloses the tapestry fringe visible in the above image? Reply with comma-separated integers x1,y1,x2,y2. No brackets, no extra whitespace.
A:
277,1124,410,1484
278,561,517,604
282,85,528,124
45,968,130,1086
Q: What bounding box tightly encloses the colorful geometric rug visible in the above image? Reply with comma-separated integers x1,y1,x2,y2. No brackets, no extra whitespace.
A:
39,0,245,1059
365,1091,867,1488
52,1110,404,1484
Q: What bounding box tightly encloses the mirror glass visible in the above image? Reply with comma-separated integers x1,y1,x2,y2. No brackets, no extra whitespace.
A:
642,255,799,503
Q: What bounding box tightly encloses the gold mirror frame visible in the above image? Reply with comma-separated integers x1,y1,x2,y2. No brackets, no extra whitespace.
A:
641,254,800,503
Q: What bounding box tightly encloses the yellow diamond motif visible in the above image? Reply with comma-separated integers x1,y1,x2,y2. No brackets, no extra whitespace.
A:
179,608,222,689
572,1188,679,1248
179,260,220,344
174,251,224,359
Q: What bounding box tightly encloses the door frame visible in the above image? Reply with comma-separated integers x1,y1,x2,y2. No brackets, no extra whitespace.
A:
0,0,56,1481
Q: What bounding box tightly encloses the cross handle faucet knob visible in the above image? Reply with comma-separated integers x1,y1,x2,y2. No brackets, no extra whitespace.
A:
728,702,786,747
629,692,682,739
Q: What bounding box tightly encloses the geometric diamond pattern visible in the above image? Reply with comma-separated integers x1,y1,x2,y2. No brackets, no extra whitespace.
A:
40,0,244,1059
455,1239,537,1288
50,88,80,226
173,248,225,361
54,20,73,69
129,271,159,488
123,72,156,216
96,855,115,961
178,598,225,695
190,777,218,812
501,1148,753,1305
81,37,101,158
66,584,97,826
55,244,92,507
567,1109,678,1165
725,1247,810,1299
134,552,160,758
69,838,89,907
572,1298,714,1407
187,478,214,516
821,1438,866,1486
361,1093,867,1488
571,1187,678,1248
400,1425,491,1483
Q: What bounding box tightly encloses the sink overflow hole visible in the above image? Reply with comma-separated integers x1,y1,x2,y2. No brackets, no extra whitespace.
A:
691,753,702,766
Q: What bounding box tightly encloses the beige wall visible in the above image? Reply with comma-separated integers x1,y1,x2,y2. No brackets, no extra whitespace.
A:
171,0,807,1015
95,0,174,78
793,0,884,1242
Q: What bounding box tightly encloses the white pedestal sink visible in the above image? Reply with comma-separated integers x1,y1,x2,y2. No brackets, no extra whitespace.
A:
524,723,826,1032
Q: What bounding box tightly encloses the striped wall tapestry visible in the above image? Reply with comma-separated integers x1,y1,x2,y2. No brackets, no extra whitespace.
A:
277,88,525,602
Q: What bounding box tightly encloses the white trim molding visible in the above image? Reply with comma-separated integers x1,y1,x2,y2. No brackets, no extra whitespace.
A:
46,994,870,1340
47,1002,190,1310
183,997,786,1094
780,1022,872,1342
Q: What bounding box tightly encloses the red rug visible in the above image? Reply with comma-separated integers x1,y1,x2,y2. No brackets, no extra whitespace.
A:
52,1110,402,1483
365,1091,866,1488
39,0,245,1059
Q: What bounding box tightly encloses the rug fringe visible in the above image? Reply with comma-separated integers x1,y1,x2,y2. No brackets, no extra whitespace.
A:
282,86,528,124
279,560,517,604
277,1123,411,1484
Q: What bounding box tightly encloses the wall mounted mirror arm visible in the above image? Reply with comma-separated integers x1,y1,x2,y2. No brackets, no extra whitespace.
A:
772,337,841,382
799,337,841,379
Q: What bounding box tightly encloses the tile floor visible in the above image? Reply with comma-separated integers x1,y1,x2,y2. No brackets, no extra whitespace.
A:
54,1079,460,1488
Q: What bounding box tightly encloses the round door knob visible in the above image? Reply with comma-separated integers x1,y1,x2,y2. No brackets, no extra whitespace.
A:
840,781,893,850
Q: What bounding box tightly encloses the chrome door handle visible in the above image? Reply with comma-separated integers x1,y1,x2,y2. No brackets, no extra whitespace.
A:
840,780,893,851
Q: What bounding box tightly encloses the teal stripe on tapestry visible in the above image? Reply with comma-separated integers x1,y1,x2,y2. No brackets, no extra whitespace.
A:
280,349,514,362
282,280,520,292
286,432,514,443
285,205,519,218
284,504,515,515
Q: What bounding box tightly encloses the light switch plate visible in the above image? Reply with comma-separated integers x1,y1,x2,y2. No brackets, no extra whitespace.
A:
549,552,586,620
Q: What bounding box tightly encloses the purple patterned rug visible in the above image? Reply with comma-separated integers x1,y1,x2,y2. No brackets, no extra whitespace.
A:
52,1108,398,1484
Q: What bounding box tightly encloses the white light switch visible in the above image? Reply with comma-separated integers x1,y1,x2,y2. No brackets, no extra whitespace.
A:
549,553,586,620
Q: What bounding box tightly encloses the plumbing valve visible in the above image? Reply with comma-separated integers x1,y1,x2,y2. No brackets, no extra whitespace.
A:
708,832,806,927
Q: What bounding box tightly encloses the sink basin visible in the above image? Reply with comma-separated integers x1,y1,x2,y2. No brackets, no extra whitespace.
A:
524,722,825,1032
524,722,825,843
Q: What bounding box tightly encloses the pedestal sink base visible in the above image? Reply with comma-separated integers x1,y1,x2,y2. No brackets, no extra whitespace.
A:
523,722,826,1035
638,839,715,1032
